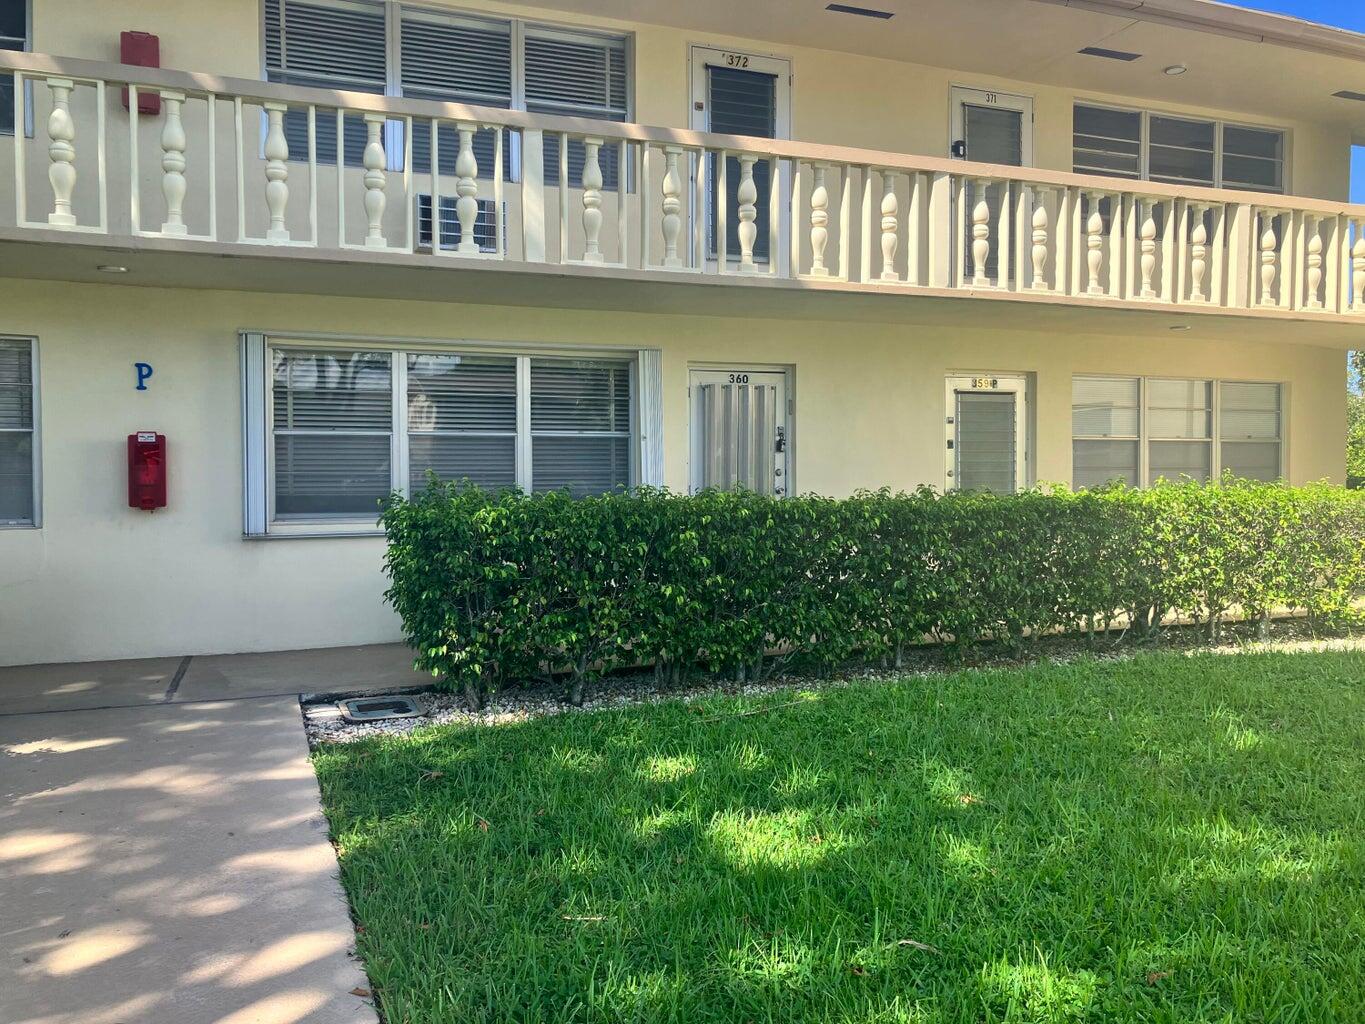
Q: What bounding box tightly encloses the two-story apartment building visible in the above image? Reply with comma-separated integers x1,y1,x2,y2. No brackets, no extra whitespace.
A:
1,0,1363,666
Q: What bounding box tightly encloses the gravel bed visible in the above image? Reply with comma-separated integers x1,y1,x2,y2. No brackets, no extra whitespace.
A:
302,619,1365,747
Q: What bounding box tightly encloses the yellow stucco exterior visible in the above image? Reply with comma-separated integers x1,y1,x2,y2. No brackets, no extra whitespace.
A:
0,0,1360,665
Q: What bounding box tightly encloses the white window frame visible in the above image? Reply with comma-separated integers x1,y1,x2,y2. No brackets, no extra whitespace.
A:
1072,101,1289,194
1,0,32,139
1071,375,1285,487
242,331,663,537
0,334,40,529
260,0,635,177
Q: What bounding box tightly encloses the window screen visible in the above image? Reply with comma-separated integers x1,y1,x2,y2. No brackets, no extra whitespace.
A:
272,348,393,518
1222,125,1284,193
406,353,517,491
1073,104,1284,194
707,65,777,261
1073,105,1141,179
1148,116,1215,187
0,339,35,524
264,0,387,165
1072,376,1139,488
955,391,1017,493
0,0,27,136
530,360,631,497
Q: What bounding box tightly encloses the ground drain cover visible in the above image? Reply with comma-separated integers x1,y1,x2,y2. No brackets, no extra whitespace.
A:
338,695,427,723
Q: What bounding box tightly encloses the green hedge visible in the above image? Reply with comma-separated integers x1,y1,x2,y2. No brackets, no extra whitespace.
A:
380,480,1365,705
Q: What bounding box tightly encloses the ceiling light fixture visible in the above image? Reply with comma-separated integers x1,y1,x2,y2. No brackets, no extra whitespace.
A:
825,3,894,19
96,264,129,273
1164,64,1188,76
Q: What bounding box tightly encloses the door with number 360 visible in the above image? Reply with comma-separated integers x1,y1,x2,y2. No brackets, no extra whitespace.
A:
689,369,789,496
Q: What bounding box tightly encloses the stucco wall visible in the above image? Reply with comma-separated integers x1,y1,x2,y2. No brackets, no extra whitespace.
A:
24,0,1354,202
0,277,1347,666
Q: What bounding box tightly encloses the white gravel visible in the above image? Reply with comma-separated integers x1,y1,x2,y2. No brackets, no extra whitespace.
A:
301,628,1365,748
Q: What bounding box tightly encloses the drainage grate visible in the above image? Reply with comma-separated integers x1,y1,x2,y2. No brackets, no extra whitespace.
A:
338,695,427,723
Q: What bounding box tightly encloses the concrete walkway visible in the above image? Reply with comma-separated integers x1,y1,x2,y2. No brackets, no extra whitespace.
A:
0,645,425,1024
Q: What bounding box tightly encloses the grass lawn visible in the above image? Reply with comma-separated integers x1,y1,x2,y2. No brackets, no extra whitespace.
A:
314,650,1365,1023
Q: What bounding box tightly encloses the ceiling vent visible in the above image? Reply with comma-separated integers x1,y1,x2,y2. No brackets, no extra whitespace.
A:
1078,46,1143,62
1332,90,1365,102
825,3,894,19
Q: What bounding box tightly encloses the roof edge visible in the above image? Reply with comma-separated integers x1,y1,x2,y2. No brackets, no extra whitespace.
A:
1028,0,1365,62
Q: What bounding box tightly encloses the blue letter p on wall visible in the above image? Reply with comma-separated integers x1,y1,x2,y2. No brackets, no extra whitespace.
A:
135,362,153,390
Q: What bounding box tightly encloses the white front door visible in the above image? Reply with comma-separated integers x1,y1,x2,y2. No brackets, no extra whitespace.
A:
689,46,792,270
689,369,789,495
945,374,1028,493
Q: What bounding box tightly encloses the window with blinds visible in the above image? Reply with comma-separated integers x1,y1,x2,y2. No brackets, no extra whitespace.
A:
272,348,393,518
1147,378,1212,483
530,360,632,497
1073,104,1285,194
264,0,387,165
262,2,632,187
0,338,36,526
0,0,27,136
407,353,517,491
1071,375,1283,488
528,28,630,189
268,345,634,520
1072,376,1140,488
1219,381,1282,481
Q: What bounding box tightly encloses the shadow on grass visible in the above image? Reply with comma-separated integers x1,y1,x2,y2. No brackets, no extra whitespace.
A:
315,649,1365,1024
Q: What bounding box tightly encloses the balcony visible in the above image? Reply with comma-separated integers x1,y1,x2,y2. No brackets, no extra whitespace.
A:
3,50,1365,336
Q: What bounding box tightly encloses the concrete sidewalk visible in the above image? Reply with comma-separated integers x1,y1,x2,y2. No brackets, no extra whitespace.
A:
0,643,427,715
0,646,418,1024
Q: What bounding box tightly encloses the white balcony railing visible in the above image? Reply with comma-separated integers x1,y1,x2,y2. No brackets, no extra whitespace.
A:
4,50,1365,318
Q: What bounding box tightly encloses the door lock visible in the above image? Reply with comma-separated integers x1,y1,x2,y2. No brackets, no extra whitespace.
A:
775,427,787,454
951,139,967,158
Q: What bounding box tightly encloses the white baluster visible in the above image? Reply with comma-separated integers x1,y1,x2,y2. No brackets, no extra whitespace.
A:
1030,187,1050,290
1139,200,1158,299
1259,213,1278,306
262,102,290,242
45,78,77,227
880,170,899,281
1189,205,1208,303
1306,215,1323,310
361,113,387,248
661,146,684,268
581,136,604,263
454,122,479,254
970,179,991,287
1086,193,1105,296
157,90,188,236
809,164,830,276
1353,225,1365,312
736,153,758,273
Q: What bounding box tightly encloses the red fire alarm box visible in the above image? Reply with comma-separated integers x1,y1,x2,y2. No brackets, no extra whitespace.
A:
128,432,167,511
120,32,161,115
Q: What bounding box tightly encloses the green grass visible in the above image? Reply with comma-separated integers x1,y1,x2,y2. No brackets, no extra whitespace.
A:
314,650,1365,1023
